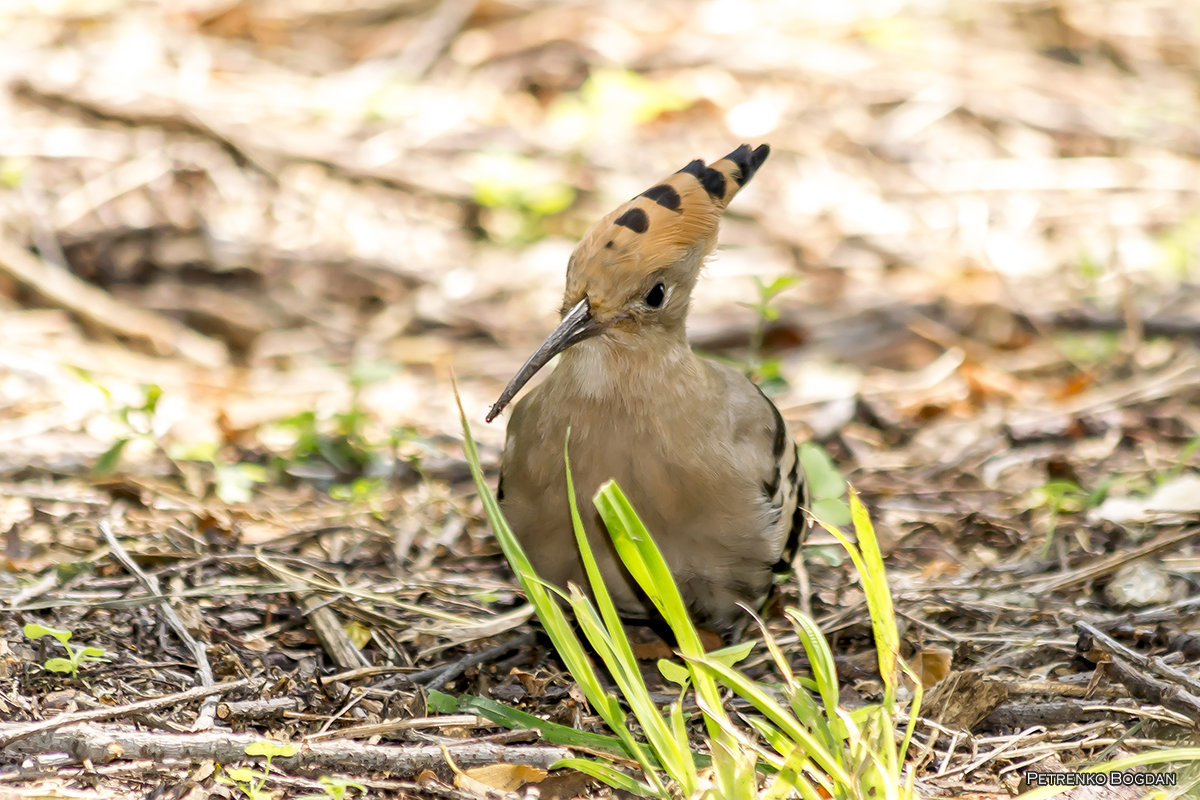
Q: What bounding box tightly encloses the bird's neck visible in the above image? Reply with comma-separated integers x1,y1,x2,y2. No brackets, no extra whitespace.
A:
552,328,702,406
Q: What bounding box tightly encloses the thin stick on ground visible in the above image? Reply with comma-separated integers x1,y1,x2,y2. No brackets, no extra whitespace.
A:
0,722,572,776
99,519,219,730
1075,621,1200,698
0,678,253,748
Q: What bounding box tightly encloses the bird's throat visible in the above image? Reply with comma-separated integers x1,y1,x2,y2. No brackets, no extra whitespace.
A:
553,332,699,406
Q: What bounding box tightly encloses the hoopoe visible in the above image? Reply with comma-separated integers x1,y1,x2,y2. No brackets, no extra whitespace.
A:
486,144,805,632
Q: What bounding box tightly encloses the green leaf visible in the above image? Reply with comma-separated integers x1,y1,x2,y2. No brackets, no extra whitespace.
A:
707,640,756,668
761,276,799,300
168,441,219,462
454,389,658,792
565,435,650,700
593,482,696,648
686,653,852,787
811,497,851,527
426,689,459,714
552,757,659,797
562,438,682,795
318,775,367,800
222,767,261,782
141,384,163,413
799,443,845,502
578,69,693,126
94,438,130,474
469,153,575,217
567,582,691,790
244,740,299,757
43,658,76,674
349,360,395,390
848,489,898,688
214,462,268,504
0,157,26,189
448,692,633,758
23,623,71,644
592,478,743,797
657,658,691,689
78,646,107,659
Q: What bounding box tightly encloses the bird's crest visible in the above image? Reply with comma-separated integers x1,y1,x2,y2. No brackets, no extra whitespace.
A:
571,144,770,276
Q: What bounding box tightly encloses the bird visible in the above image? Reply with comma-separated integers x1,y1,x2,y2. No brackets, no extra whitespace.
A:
485,144,805,633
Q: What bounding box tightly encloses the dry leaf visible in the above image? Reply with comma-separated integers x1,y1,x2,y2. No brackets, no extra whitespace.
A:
463,763,549,792
909,645,954,689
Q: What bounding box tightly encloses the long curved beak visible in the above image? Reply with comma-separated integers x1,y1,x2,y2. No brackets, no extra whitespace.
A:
486,297,599,422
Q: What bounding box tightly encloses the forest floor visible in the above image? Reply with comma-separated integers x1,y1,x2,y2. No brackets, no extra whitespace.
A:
1,1,1199,798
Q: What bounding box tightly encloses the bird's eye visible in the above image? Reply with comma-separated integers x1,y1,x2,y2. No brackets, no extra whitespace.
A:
644,282,666,308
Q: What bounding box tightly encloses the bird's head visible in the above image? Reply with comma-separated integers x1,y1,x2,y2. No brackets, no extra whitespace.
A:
486,144,770,422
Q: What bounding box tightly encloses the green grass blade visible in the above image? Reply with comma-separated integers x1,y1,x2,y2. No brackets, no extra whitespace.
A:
453,385,657,789
785,609,839,720
687,654,853,788
593,479,745,796
430,691,633,757
847,488,899,689
564,433,637,668
553,758,658,797
562,437,684,795
592,482,701,651
566,584,692,791
742,715,793,767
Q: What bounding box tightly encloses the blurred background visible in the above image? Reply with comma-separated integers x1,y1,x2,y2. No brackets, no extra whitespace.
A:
3,0,1200,752
4,0,1200,535
3,1,1200,792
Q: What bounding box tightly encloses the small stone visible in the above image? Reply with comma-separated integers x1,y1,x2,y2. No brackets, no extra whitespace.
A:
1104,561,1171,608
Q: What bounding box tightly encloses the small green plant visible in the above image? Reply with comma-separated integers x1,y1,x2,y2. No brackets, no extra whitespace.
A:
799,442,851,527
212,461,270,504
170,441,269,504
269,362,396,488
274,408,375,479
85,380,164,474
1054,331,1121,368
296,776,367,800
1028,478,1110,557
0,157,25,189
217,740,299,800
457,383,1200,798
23,623,107,678
739,275,797,391
329,476,389,519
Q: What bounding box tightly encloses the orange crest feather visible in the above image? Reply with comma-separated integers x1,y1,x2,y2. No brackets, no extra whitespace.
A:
575,144,770,272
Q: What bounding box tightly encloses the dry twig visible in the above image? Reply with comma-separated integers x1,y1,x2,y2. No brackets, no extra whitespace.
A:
99,520,219,730
0,722,571,776
0,679,253,749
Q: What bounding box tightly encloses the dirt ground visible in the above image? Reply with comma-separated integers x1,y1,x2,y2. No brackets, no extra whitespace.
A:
1,1,1199,798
